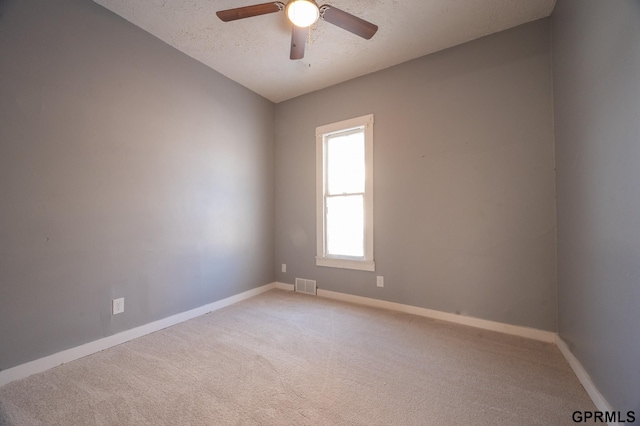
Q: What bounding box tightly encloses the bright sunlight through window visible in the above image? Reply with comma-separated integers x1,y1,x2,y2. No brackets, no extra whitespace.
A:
316,115,374,271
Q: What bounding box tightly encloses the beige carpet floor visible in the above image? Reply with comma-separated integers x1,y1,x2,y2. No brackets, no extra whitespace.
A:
0,289,594,425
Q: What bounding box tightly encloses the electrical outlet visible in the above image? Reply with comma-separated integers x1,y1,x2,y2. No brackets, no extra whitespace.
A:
376,276,384,288
282,263,287,273
112,297,124,315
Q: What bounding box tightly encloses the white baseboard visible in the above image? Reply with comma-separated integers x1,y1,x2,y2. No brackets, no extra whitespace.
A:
556,337,619,425
315,288,556,343
0,282,278,388
274,281,294,291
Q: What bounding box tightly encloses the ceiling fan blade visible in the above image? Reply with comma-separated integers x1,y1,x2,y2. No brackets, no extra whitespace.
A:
216,2,284,22
319,5,378,40
290,25,306,60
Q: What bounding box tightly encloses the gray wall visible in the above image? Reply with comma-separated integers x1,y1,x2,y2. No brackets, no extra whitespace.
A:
275,19,557,331
552,0,640,412
0,0,275,370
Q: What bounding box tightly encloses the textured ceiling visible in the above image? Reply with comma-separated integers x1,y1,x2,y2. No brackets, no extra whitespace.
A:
93,0,556,103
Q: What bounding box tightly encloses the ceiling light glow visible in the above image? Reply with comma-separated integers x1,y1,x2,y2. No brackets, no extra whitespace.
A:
287,0,320,28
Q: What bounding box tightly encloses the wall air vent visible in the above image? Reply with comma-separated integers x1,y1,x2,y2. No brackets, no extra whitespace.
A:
295,278,317,296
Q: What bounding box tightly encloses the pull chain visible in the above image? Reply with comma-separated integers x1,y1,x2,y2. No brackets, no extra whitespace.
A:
307,26,312,67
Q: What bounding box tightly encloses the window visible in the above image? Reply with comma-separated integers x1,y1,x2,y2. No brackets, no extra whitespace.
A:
316,114,374,271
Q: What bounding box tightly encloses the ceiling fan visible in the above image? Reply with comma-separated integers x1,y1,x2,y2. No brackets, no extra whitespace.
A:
216,1,378,60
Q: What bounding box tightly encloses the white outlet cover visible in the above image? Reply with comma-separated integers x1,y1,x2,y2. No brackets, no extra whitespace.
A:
282,264,287,273
376,276,384,287
112,297,124,315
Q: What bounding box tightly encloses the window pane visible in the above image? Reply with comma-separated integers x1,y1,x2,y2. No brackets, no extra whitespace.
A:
327,130,364,195
326,195,364,257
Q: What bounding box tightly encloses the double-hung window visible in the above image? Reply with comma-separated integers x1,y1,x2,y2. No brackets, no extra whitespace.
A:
316,114,374,271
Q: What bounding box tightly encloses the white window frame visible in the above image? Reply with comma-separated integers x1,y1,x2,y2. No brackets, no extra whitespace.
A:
316,114,375,272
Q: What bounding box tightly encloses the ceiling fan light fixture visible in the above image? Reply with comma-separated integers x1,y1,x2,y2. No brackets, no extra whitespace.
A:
286,0,319,28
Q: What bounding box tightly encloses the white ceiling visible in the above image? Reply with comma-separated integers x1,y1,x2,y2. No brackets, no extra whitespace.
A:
94,0,556,103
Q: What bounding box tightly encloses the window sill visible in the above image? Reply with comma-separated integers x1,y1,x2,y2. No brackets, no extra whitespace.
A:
315,257,375,272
